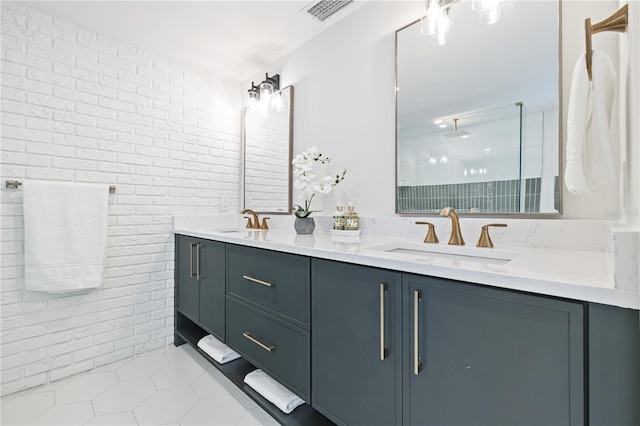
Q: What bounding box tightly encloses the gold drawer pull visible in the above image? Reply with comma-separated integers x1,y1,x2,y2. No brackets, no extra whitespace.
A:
242,332,275,352
195,243,203,280
414,289,422,375
242,275,274,287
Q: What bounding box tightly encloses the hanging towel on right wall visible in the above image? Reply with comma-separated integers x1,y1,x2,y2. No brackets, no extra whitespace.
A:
564,50,617,195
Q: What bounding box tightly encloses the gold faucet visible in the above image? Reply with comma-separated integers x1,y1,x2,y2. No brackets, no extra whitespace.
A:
440,207,465,246
240,209,260,229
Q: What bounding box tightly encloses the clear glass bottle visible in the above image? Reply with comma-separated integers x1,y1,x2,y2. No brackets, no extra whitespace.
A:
333,203,345,230
345,202,359,231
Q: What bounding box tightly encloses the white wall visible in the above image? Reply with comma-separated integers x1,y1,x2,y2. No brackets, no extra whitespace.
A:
626,0,640,228
0,2,241,396
244,0,637,219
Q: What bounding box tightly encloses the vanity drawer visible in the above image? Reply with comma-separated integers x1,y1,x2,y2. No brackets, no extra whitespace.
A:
226,297,310,401
227,244,310,329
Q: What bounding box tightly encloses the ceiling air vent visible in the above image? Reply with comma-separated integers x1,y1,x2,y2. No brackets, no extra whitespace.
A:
304,0,354,22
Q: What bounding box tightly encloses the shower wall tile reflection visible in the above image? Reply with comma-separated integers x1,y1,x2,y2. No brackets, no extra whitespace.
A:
398,178,543,213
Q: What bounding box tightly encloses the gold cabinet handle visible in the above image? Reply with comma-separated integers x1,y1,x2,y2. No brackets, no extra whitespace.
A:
189,243,196,278
242,332,275,352
414,289,422,375
380,283,388,360
195,243,203,280
242,275,274,287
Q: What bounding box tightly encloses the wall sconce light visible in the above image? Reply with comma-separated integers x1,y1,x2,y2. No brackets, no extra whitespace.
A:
420,0,456,46
420,0,511,45
248,82,260,110
247,73,282,116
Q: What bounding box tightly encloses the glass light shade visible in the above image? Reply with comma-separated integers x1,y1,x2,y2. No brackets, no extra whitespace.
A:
272,92,284,113
431,10,452,46
420,0,441,36
473,0,511,24
471,0,494,12
248,90,259,110
260,81,274,101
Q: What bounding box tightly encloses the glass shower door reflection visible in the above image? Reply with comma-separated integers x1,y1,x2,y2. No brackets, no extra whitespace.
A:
396,102,550,213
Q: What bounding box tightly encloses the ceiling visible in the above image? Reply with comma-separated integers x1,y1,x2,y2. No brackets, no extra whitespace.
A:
22,0,368,81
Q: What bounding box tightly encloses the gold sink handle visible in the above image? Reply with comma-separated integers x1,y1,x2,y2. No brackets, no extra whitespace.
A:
260,217,270,229
415,221,439,244
476,224,508,248
243,216,254,228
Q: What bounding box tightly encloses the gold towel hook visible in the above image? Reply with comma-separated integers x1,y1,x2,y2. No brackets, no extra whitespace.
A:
585,4,629,81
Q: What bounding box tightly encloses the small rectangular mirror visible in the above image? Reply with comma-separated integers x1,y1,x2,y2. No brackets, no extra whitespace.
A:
243,85,294,214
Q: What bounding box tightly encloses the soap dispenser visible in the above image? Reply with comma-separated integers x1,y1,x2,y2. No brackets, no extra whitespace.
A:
333,203,345,230
345,202,359,231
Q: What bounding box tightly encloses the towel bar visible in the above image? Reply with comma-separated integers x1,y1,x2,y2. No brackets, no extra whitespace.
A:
585,4,629,80
5,180,116,193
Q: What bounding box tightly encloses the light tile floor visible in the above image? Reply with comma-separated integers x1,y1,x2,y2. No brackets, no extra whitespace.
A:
1,344,279,426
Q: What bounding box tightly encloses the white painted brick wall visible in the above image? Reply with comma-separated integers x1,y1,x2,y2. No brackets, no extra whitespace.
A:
0,2,242,396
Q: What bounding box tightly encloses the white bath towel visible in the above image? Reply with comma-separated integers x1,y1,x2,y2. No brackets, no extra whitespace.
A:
244,369,305,414
197,334,241,364
565,50,617,195
23,181,109,292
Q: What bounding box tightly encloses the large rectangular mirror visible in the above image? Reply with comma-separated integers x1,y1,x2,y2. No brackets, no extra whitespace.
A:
243,85,294,214
396,1,561,215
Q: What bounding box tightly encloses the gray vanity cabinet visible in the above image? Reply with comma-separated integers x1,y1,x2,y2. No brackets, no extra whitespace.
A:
312,260,403,426
403,274,584,426
226,245,312,402
175,235,226,341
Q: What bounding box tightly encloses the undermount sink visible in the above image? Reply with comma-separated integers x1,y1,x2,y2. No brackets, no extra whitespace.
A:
202,228,248,234
366,242,518,265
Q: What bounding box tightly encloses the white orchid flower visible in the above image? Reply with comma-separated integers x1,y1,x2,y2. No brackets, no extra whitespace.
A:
313,181,333,194
292,146,346,218
292,155,313,171
304,146,320,159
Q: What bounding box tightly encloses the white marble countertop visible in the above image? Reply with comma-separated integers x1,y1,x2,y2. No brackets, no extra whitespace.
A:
173,216,639,310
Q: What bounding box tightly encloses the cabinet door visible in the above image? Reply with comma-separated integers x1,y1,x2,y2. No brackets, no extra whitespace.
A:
312,260,402,426
198,240,226,341
404,275,584,426
175,235,199,322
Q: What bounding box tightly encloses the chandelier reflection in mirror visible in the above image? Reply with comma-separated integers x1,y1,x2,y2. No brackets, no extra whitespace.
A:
247,73,284,117
420,0,512,45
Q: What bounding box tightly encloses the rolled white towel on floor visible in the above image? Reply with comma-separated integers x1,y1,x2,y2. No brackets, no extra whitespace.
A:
197,335,241,364
244,369,305,414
